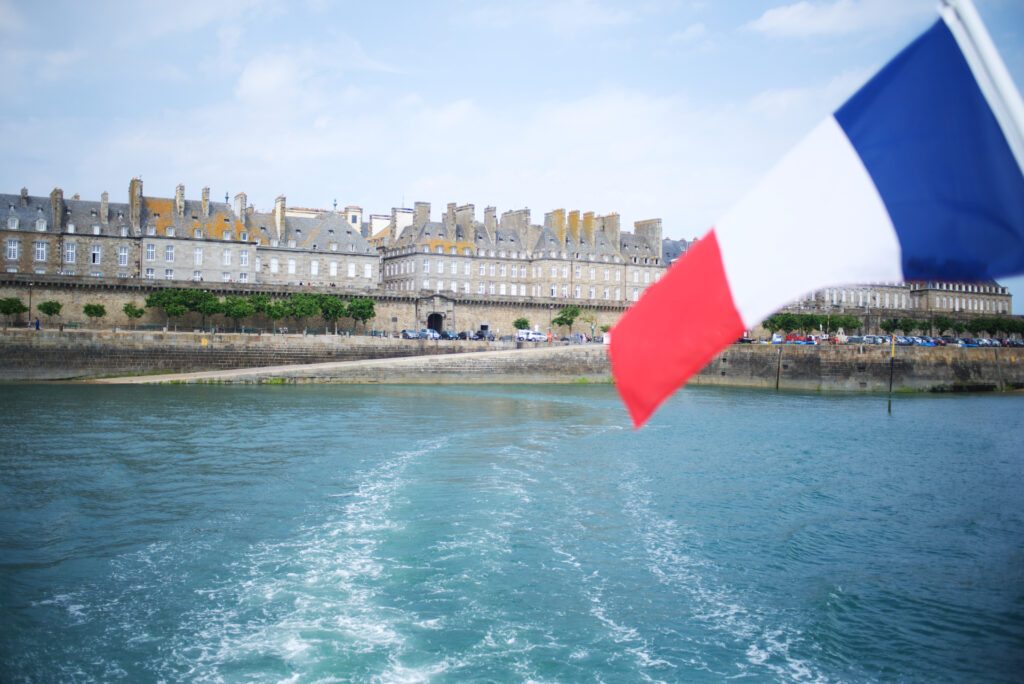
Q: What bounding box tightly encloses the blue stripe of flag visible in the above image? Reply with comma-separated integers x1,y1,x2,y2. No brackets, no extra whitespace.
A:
835,19,1024,282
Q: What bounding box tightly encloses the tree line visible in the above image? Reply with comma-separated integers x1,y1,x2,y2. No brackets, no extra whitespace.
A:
761,311,1024,338
0,291,376,334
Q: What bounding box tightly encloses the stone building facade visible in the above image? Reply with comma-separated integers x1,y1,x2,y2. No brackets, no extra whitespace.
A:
375,201,664,306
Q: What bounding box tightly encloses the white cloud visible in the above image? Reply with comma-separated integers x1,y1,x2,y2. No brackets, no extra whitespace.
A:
749,67,874,118
670,22,707,44
746,0,932,38
467,0,634,34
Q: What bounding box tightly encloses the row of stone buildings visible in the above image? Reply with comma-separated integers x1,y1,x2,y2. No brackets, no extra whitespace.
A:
2,179,1013,326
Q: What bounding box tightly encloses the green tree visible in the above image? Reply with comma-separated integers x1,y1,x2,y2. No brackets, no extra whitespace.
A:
952,320,967,336
266,300,288,333
194,293,223,331
600,324,611,333
222,296,255,331
347,297,376,331
834,314,863,333
933,315,954,336
318,295,348,335
286,293,321,334
83,303,107,326
37,300,62,325
512,317,530,330
879,318,899,334
775,313,799,334
761,314,785,334
122,302,146,329
898,318,919,335
0,297,28,328
145,290,186,329
551,305,582,334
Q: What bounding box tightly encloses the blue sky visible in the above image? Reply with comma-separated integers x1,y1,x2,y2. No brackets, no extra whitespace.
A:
2,0,1023,308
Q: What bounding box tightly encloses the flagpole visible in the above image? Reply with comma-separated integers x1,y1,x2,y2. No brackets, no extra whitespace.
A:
940,0,1024,171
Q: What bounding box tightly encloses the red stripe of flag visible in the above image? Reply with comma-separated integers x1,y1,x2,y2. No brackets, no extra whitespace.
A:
610,229,745,427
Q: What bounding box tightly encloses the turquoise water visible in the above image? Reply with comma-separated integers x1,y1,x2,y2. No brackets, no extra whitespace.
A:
1,384,1022,682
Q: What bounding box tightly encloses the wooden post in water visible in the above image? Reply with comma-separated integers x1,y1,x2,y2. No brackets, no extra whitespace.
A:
887,334,896,414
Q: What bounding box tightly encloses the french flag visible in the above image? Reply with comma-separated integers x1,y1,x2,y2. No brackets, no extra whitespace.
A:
611,0,1024,428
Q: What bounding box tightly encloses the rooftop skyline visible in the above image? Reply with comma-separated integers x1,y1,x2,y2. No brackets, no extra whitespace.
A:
2,0,1022,307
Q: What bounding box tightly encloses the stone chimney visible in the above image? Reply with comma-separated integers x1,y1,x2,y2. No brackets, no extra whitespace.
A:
129,177,143,230
634,218,663,258
567,210,580,245
100,192,109,225
545,208,566,246
273,195,286,239
582,211,595,245
455,204,475,241
49,187,65,232
175,183,185,217
484,206,497,244
602,212,620,251
233,192,247,223
201,186,210,218
443,203,456,232
19,187,28,207
413,201,431,228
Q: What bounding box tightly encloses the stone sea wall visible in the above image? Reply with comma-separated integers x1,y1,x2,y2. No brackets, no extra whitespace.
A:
3,328,1023,392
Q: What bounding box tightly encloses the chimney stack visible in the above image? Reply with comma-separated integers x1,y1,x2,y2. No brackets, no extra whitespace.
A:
443,203,456,232
100,192,109,225
49,187,65,232
567,210,580,245
413,201,431,228
201,186,210,218
175,183,185,217
582,211,595,245
454,204,475,241
19,187,28,207
129,177,143,230
273,195,286,239
545,208,566,246
484,206,497,243
233,192,247,222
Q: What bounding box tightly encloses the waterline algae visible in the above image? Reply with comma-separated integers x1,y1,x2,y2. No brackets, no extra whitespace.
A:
1,385,1021,681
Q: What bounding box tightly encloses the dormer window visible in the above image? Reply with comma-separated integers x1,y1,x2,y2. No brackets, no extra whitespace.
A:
287,239,296,248
240,232,248,241
147,226,156,236
92,225,101,235
330,243,338,252
67,223,75,234
90,209,97,217
7,216,18,230
224,232,233,241
312,244,317,250
435,246,443,254
270,239,279,247
120,226,129,237
117,212,124,219
194,229,203,239
167,227,175,237
35,218,46,232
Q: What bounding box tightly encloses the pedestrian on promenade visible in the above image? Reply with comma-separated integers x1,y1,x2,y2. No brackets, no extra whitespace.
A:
34,318,40,331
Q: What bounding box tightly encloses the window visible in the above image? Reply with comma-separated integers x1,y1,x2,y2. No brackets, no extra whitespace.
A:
67,223,75,234
479,263,486,276
589,286,596,299
239,251,248,267
550,285,557,297
166,227,175,237
562,266,568,278
615,271,621,282
120,226,129,237
33,241,47,262
423,279,431,289
91,245,102,264
644,271,650,284
147,226,156,236
589,268,596,280
489,264,496,276
145,244,156,261
239,272,248,283
164,245,174,262
193,270,202,281
364,264,371,278
36,218,47,232
194,229,203,238
270,257,279,274
118,246,128,267
287,258,296,275
5,239,19,260
423,259,430,274
500,264,507,277
145,268,154,279
478,283,486,294
240,232,248,241
348,263,356,278
6,216,17,230
574,285,581,299
329,261,338,277
222,272,230,282
633,271,639,283
310,260,319,276
438,261,445,275
194,247,203,266
64,243,76,263
224,232,233,241
222,249,232,266
165,268,174,280
351,215,358,224
499,283,507,295
463,263,470,276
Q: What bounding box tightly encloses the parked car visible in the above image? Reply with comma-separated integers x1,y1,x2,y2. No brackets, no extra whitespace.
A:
440,330,459,340
457,330,474,340
400,329,419,339
419,328,440,340
472,330,495,341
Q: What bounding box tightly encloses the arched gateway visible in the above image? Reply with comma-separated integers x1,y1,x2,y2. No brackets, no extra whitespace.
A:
427,312,444,333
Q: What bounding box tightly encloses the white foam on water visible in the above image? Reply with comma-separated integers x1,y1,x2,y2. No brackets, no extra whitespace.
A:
158,437,453,680
618,462,826,682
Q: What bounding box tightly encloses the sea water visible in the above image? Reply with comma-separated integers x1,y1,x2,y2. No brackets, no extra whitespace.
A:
0,384,1021,682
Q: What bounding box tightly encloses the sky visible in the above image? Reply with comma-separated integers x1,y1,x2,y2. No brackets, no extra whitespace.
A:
2,0,1023,309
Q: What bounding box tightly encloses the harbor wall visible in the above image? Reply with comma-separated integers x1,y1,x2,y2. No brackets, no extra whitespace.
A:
3,328,1023,390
